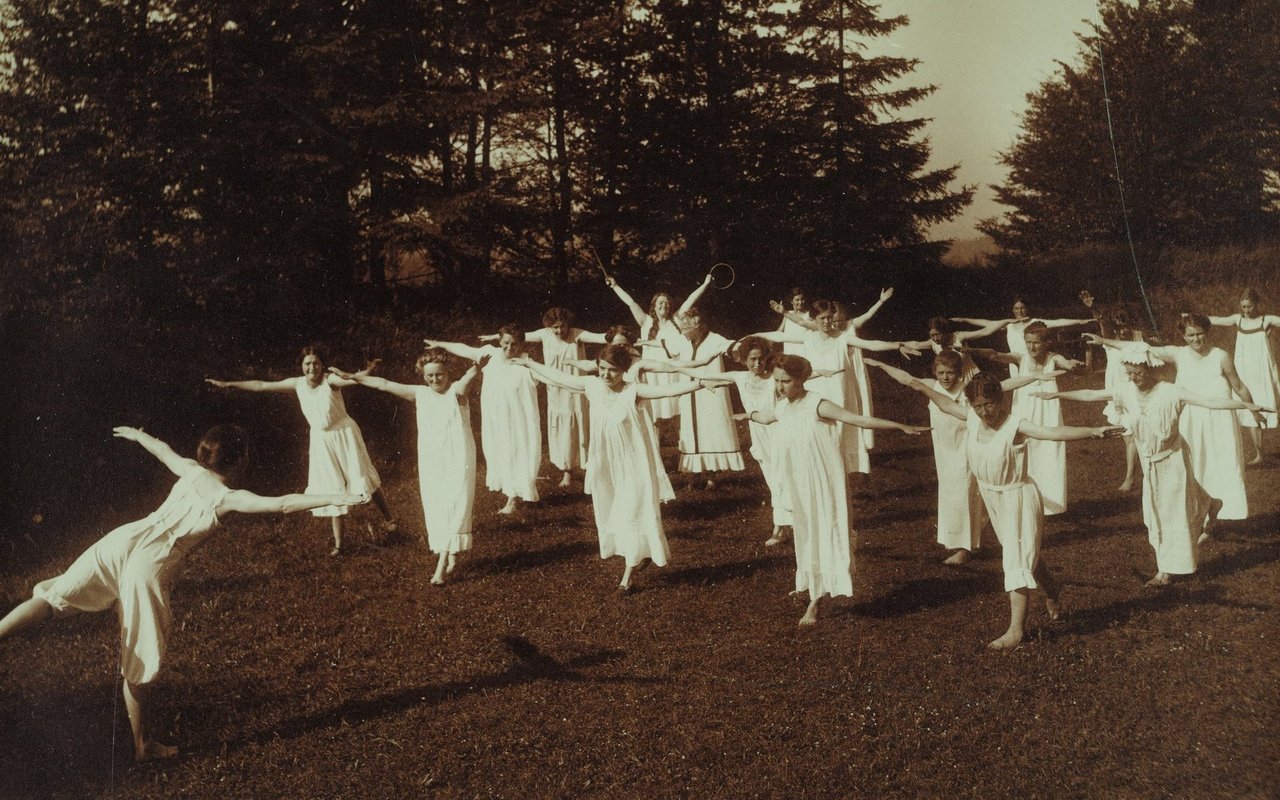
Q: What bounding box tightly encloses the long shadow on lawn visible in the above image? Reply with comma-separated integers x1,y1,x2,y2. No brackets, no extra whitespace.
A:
467,541,597,576
217,636,661,755
846,573,1004,619
1054,583,1270,639
1196,538,1280,580
659,555,782,587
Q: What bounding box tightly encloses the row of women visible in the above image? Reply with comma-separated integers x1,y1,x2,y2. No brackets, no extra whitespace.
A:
1,275,1276,761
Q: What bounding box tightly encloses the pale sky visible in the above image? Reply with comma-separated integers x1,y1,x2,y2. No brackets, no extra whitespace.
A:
864,0,1099,240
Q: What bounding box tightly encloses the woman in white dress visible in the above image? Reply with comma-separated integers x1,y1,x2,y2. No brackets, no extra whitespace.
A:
778,288,811,356
1207,288,1280,463
1080,291,1153,490
902,316,1014,385
425,326,542,515
0,425,366,761
670,305,745,483
331,350,483,585
953,297,1095,377
760,299,920,474
513,345,719,591
745,355,928,626
604,272,714,421
206,345,396,554
965,323,1084,515
482,308,609,489
1037,344,1266,586
866,353,1066,565
882,371,1121,649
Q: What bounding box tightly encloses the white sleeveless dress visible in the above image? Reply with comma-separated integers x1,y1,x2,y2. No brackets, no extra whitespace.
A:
1232,316,1279,429
476,346,542,502
296,376,381,517
966,412,1042,592
803,329,869,474
34,467,231,684
1172,347,1247,519
927,380,986,551
729,371,791,527
639,316,684,420
670,332,744,472
415,384,476,555
536,329,590,470
1011,354,1067,515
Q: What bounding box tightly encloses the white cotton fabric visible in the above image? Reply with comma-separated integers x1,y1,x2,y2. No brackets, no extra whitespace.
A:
537,329,590,470
584,379,670,567
414,384,476,555
773,392,854,599
1233,316,1279,429
670,332,744,472
639,316,684,420
1172,346,1247,520
477,346,542,501
729,371,791,526
295,377,381,517
802,329,869,474
780,314,811,356
927,380,986,551
1011,354,1067,515
966,412,1042,592
34,467,230,684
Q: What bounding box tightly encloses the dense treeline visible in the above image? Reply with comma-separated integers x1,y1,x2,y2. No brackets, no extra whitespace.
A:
0,0,971,331
982,0,1280,259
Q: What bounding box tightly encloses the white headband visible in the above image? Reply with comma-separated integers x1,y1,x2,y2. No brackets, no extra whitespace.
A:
1118,342,1163,368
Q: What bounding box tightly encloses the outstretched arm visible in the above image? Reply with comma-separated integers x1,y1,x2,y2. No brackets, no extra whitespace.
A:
1032,388,1113,403
576,329,609,345
327,367,417,402
423,339,487,362
675,273,714,317
749,329,806,345
113,427,198,478
204,377,295,393
1048,353,1085,371
1084,333,1181,364
511,355,588,393
326,359,382,388
960,346,1020,366
953,318,1014,344
453,359,486,395
1042,317,1099,329
1016,419,1124,442
1000,370,1066,393
636,378,719,400
769,300,820,331
604,276,648,327
816,399,929,435
1176,385,1269,414
845,333,922,358
734,409,778,425
846,288,894,330
951,316,1001,327
219,488,369,516
1205,314,1237,327
865,359,967,421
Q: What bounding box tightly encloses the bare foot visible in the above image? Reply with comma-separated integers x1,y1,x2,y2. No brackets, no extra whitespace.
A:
430,576,445,586
446,553,458,574
1246,454,1263,466
798,606,818,626
943,550,971,566
987,630,1023,651
765,526,786,546
559,472,572,488
136,740,178,761
329,545,342,557
704,478,716,490
1044,597,1062,621
1117,479,1133,492
498,497,519,515
1144,573,1170,587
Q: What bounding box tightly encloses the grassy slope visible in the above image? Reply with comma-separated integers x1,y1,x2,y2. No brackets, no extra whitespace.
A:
1,369,1278,800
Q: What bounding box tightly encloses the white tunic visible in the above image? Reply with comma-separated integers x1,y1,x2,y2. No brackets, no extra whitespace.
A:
624,362,675,503
773,392,854,598
415,384,476,555
728,371,791,526
639,316,684,420
1232,316,1279,429
1011,353,1067,515
1172,347,1247,519
670,332,744,472
966,412,1042,592
1113,382,1209,575
584,379,670,567
780,314,812,356
803,329,869,474
1005,320,1034,377
295,377,381,517
477,346,542,501
533,329,590,470
34,468,230,684
927,380,986,551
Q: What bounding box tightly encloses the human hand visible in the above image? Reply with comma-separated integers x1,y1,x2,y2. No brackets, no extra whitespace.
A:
478,334,499,343
900,424,930,436
769,300,786,314
474,354,492,369
362,358,382,374
1081,333,1102,346
879,287,894,303
1079,290,1094,308
204,378,229,388
327,367,356,381
1095,426,1126,439
898,344,923,359
112,426,146,442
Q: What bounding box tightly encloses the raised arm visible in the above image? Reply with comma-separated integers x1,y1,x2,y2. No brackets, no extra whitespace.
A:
423,339,487,362
1016,419,1124,442
452,359,485,395
675,273,714,317
113,427,198,478
219,488,368,516
815,399,929,435
204,376,295,393
952,318,1014,344
769,300,820,331
605,276,648,327
327,368,417,402
511,355,587,393
846,288,894,330
865,358,967,421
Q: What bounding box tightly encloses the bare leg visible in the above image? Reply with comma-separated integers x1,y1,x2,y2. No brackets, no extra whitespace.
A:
446,552,458,574
1198,498,1224,545
0,597,53,640
431,553,447,585
498,496,519,515
558,470,572,488
765,526,787,546
1119,437,1137,491
370,488,394,522
123,680,176,761
1247,427,1263,465
329,517,344,556
1145,571,1171,587
619,563,635,592
989,589,1028,650
943,549,972,566
799,593,821,626
1034,560,1061,620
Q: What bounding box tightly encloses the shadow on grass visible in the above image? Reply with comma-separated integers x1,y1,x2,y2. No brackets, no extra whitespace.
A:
1212,510,1280,542
847,573,1004,619
1196,537,1280,580
1055,583,1271,639
665,495,759,521
174,573,267,594
467,541,597,576
217,635,660,754
659,556,780,588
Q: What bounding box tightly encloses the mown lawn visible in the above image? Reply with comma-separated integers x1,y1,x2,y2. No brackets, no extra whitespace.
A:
1,373,1277,799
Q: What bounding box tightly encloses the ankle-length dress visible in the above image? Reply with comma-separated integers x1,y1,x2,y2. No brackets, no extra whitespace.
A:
584,379,670,567
1011,353,1067,515
927,380,986,552
33,466,231,684
475,347,542,502
966,412,1042,591
415,384,476,555
670,331,744,473
1113,381,1210,575
773,392,854,599
532,329,590,471
296,376,381,517
1172,346,1247,519
1232,315,1279,429
639,315,684,420
728,371,791,527
803,329,869,474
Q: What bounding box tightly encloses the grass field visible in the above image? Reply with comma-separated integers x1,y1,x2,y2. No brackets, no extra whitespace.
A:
1,368,1277,800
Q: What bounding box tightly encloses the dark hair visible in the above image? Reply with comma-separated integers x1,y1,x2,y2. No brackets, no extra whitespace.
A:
300,344,326,365
416,348,449,374
197,424,249,477
809,298,838,317
648,292,674,321
542,306,574,328
1023,321,1051,340
606,324,634,344
498,323,526,343
1242,288,1260,305
678,305,704,328
732,336,778,370
927,316,953,334
1108,307,1133,330
933,348,964,372
789,287,805,300
963,371,1005,405
776,354,813,382
1180,313,1211,333
598,343,634,372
